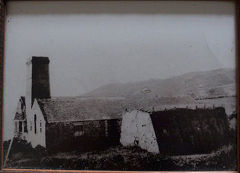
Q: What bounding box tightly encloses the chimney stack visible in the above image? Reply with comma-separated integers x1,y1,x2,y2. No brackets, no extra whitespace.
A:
26,57,51,115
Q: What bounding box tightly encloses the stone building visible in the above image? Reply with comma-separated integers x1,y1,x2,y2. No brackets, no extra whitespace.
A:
120,108,230,155
14,56,122,151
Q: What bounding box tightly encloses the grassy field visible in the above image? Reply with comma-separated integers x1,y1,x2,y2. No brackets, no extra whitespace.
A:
4,138,237,171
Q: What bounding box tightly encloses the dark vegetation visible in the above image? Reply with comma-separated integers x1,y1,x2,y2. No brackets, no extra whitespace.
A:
3,138,47,168
4,134,236,171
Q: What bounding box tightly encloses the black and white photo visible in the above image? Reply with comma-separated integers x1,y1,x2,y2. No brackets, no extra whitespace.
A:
2,1,237,171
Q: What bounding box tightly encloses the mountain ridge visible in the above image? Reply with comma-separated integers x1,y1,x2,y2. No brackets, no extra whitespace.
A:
83,68,235,99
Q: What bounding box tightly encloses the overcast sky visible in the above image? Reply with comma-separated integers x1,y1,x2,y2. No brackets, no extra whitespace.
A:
3,1,236,140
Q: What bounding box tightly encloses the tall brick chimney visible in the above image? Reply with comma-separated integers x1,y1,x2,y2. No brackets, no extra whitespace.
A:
26,57,51,115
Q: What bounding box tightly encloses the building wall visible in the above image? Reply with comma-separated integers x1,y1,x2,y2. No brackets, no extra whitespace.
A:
120,110,159,153
27,100,46,148
45,119,121,153
150,107,231,155
121,108,230,155
14,98,28,140
13,120,28,140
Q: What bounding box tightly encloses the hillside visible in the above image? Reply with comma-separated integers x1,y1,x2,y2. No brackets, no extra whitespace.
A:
84,68,235,99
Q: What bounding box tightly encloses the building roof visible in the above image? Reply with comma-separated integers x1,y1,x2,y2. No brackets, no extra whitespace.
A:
20,96,25,107
36,96,204,123
37,97,124,123
14,96,26,121
14,112,25,120
150,107,226,121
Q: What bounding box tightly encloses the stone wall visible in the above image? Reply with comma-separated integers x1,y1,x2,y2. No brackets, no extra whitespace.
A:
46,119,121,152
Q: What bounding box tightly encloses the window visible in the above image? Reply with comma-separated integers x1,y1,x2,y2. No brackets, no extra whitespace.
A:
74,125,84,137
19,121,22,132
24,121,27,133
34,114,37,134
40,121,42,133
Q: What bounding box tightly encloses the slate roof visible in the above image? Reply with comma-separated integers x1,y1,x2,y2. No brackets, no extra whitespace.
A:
37,97,124,123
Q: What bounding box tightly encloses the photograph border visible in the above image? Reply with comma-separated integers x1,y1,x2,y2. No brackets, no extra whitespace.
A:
0,0,239,172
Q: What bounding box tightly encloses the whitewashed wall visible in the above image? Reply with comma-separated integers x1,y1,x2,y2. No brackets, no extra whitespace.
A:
27,99,46,148
120,110,159,153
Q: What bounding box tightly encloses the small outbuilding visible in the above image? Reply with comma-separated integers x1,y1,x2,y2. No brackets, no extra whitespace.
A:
120,107,230,155
36,97,122,152
14,97,28,140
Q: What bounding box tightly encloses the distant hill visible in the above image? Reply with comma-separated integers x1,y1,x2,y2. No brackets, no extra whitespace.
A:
83,68,235,99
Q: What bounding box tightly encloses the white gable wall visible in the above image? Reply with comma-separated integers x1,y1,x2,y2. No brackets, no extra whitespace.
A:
120,110,159,153
26,99,46,148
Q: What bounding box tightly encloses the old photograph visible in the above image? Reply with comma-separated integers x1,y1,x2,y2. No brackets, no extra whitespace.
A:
3,1,237,171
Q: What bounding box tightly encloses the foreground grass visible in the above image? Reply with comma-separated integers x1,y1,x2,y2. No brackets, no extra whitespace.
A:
4,139,237,171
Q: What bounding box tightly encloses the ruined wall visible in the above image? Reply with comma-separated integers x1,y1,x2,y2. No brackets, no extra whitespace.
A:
45,119,121,152
150,107,230,155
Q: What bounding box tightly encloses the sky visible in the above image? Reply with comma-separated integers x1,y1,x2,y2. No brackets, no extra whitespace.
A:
3,1,236,140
